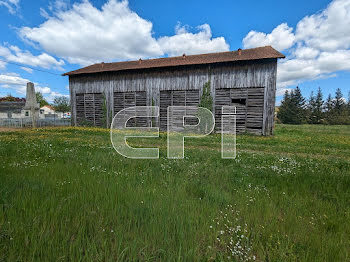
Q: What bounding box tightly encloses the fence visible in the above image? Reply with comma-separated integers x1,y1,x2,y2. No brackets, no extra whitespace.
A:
0,118,71,128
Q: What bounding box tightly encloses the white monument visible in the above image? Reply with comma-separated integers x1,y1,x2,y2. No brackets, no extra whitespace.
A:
23,82,40,127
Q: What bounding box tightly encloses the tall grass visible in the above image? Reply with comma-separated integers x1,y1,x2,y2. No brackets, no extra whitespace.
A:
0,125,350,261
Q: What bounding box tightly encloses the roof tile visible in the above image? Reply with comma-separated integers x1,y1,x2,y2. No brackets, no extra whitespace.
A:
63,46,285,76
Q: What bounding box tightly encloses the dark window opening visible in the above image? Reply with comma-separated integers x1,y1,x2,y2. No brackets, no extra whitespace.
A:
231,98,246,105
25,111,29,116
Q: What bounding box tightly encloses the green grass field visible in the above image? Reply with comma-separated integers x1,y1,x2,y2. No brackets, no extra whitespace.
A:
1,125,350,261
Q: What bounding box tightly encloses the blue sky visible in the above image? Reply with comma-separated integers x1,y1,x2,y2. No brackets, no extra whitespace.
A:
0,0,349,103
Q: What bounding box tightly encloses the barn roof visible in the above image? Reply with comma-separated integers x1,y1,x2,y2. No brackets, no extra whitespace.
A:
63,46,285,76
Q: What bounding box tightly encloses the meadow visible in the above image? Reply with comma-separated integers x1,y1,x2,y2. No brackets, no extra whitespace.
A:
0,125,350,261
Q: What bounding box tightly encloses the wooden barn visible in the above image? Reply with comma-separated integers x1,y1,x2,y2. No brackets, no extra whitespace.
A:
63,46,284,135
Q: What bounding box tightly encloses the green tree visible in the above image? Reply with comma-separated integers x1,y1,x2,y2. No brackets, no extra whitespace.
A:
307,91,315,123
53,96,70,113
325,90,350,125
197,81,213,133
333,88,350,124
308,87,324,124
325,94,334,124
334,88,345,114
277,90,292,124
36,92,49,107
198,81,213,111
325,94,334,113
291,86,307,124
277,87,307,124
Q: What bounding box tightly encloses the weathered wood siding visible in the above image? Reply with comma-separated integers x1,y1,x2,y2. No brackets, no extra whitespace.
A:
215,87,264,134
114,91,147,127
69,59,277,135
159,90,200,130
76,93,104,127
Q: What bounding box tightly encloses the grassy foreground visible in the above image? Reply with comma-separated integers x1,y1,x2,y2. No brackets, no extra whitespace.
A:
0,125,350,261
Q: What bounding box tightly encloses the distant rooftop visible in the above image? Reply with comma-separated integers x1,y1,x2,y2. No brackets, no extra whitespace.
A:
41,105,54,110
0,101,25,113
63,46,285,76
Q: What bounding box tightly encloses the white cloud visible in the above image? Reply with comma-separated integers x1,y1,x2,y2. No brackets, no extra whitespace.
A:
21,0,163,65
0,73,28,89
0,44,65,70
45,91,69,102
295,0,350,51
158,24,229,57
0,60,6,70
39,7,50,19
20,67,33,73
293,47,319,60
242,0,350,94
20,0,229,66
40,0,70,19
49,0,69,12
243,23,295,52
0,72,67,102
0,0,19,14
276,87,293,97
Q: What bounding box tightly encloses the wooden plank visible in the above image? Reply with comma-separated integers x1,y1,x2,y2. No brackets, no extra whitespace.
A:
113,91,147,127
159,89,200,131
75,93,104,127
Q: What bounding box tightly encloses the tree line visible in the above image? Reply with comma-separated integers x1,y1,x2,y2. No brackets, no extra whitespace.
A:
277,87,350,125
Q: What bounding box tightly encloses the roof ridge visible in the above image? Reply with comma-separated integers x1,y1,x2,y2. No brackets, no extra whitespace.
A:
63,46,284,76
88,45,276,66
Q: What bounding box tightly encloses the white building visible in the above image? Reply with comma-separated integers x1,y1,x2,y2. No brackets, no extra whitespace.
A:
0,101,26,119
39,105,60,119
0,103,71,120
39,105,71,119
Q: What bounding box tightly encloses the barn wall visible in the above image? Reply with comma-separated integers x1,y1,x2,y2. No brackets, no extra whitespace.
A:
69,59,277,135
